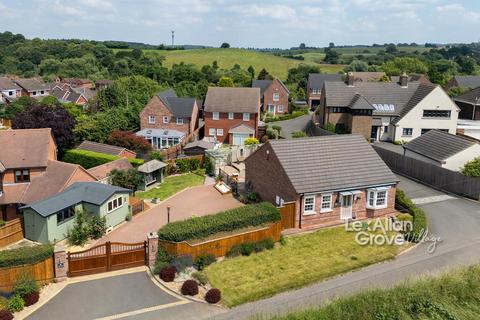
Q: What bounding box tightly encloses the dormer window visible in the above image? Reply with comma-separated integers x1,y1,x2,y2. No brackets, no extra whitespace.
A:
14,169,30,183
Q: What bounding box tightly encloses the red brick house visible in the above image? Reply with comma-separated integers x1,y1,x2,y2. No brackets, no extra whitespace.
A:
138,89,199,149
204,87,260,145
245,135,398,229
252,78,290,114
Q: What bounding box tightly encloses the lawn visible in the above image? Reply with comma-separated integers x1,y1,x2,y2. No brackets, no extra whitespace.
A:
136,172,204,200
205,224,403,307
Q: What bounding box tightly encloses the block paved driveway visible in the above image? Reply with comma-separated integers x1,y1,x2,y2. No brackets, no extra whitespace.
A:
96,185,243,244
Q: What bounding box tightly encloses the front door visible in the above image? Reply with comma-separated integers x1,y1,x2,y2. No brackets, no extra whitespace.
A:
371,126,379,141
268,104,275,114
340,194,353,220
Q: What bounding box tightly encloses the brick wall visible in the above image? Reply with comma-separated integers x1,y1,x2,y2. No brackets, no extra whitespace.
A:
140,96,192,135
204,111,258,143
263,79,289,114
351,115,373,140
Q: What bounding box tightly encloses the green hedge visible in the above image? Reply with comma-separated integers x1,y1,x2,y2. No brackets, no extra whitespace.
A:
158,202,281,242
62,149,144,169
395,189,427,243
0,245,53,268
265,109,308,123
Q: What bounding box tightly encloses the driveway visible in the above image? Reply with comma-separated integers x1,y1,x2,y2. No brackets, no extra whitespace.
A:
211,174,480,319
27,271,222,320
96,185,243,243
271,114,312,139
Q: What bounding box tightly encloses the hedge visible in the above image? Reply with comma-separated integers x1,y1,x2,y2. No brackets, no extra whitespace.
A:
395,189,428,243
0,245,53,268
158,202,281,242
62,149,144,169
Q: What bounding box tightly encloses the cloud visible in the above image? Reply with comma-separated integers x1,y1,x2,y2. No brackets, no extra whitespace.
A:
436,3,480,23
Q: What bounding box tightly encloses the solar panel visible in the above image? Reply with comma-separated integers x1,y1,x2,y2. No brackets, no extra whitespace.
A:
372,104,394,111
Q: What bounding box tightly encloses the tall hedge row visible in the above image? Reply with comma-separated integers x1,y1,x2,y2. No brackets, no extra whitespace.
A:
62,149,144,169
395,189,428,243
158,202,281,242
0,245,53,268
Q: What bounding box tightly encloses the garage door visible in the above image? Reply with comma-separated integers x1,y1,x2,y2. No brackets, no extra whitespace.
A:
233,133,250,145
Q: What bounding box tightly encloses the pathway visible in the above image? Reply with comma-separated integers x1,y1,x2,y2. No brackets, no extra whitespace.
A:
270,114,312,139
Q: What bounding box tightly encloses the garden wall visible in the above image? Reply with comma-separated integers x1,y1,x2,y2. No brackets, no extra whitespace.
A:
0,256,54,293
159,222,282,258
0,218,24,248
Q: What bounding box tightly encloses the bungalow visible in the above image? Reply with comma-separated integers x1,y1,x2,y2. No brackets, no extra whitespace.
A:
403,130,480,171
245,135,398,229
21,182,131,244
77,141,137,159
13,78,50,98
51,85,88,105
87,158,133,184
252,78,290,115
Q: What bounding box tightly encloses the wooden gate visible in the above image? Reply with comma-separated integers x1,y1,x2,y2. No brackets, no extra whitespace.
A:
279,203,296,230
67,241,146,277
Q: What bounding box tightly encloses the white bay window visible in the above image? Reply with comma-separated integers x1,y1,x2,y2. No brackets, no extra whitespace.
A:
366,187,389,209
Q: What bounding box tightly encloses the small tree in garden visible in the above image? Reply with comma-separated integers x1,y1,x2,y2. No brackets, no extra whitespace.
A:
88,215,107,239
108,168,143,191
67,211,89,246
181,279,199,296
292,131,307,138
218,76,234,87
462,157,480,177
108,130,152,154
244,137,259,146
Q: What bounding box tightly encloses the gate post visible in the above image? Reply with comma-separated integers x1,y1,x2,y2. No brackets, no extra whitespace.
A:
106,241,111,271
54,244,68,282
147,233,159,267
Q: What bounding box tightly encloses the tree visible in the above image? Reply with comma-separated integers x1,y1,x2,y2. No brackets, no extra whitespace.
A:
257,68,273,80
344,60,369,72
12,103,75,153
299,43,306,49
244,137,259,145
286,64,320,89
0,96,33,120
461,157,480,177
108,168,143,191
220,43,230,48
218,76,234,87
328,42,335,48
324,48,341,64
381,57,429,76
108,130,152,154
385,44,398,54
247,65,255,79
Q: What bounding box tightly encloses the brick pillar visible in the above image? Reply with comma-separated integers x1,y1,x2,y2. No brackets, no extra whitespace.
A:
54,245,68,282
147,233,159,268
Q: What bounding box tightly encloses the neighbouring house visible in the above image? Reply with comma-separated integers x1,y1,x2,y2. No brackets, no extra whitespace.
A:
252,78,290,115
138,89,199,149
137,160,167,191
21,182,131,244
0,77,22,104
77,140,137,159
454,87,480,121
51,85,88,105
316,72,459,142
95,79,113,91
13,78,50,98
61,78,93,89
204,87,260,145
445,75,480,90
350,72,386,82
402,130,480,171
390,74,431,84
183,140,215,156
87,158,133,184
245,135,398,229
307,73,343,109
0,129,97,221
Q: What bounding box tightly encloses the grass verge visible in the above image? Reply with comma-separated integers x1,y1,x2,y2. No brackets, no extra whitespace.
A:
136,172,204,200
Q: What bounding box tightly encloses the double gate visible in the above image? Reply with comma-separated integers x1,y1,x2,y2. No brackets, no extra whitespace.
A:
67,241,146,277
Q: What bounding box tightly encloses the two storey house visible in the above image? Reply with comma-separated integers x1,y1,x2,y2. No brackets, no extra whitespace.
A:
252,78,290,115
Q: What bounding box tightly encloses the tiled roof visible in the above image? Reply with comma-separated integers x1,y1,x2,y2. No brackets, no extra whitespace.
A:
156,90,196,118
307,73,342,90
87,158,133,180
14,78,49,92
183,140,215,150
252,80,272,95
351,72,386,82
403,130,477,162
0,77,20,90
137,160,167,173
268,135,397,194
348,94,375,110
453,76,480,88
228,123,255,134
453,87,480,105
77,141,132,157
204,87,260,113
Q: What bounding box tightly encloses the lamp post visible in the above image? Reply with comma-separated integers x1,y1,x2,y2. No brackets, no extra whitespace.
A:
167,206,171,223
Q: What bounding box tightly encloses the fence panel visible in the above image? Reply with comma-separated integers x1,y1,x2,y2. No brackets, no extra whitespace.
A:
0,256,54,292
0,218,24,248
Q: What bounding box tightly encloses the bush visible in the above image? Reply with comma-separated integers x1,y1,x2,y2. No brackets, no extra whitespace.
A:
227,238,275,257
292,131,307,138
194,254,216,271
462,157,480,177
7,295,24,313
157,202,281,242
107,130,152,154
254,238,275,252
244,137,259,145
181,280,199,296
175,158,201,173
67,211,89,246
204,156,214,176
62,149,143,169
0,297,8,310
88,215,107,239
246,191,259,202
171,255,193,273
191,271,208,285
13,273,38,297
271,125,282,133
23,292,39,307
0,310,13,320
159,266,176,282
0,245,53,268
395,189,427,242
205,288,221,304
280,235,287,246
153,246,172,274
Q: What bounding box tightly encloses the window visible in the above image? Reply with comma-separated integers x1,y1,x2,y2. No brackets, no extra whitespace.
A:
209,128,216,136
228,112,234,120
176,117,184,125
402,128,413,136
56,206,75,225
148,115,156,124
384,126,388,133
303,196,315,215
40,90,44,95
423,110,451,118
278,105,284,113
32,91,37,96
213,112,219,120
331,107,347,113
273,93,280,101
107,196,124,213
366,188,389,209
376,191,386,206
320,194,332,212
243,113,250,121
163,116,169,124
14,169,30,183
216,128,224,136
8,91,13,96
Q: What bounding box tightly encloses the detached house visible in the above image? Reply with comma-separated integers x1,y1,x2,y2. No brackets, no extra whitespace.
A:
445,75,480,90
14,78,50,98
245,135,398,229
137,89,199,149
316,73,459,142
252,78,290,115
307,73,342,109
204,87,260,145
0,77,22,104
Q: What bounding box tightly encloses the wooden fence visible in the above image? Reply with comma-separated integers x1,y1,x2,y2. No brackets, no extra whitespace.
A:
279,203,296,230
159,222,282,258
374,146,480,200
0,257,54,293
0,218,24,248
129,196,146,216
161,128,201,160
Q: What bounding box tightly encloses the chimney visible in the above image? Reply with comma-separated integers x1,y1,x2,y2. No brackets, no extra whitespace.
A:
399,72,408,87
346,72,355,86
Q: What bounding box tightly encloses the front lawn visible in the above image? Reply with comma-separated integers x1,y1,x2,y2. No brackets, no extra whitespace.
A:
136,172,205,200
205,224,403,307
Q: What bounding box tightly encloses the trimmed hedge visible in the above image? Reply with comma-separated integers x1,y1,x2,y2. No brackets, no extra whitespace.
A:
395,189,428,243
158,202,281,242
62,149,144,169
0,245,53,268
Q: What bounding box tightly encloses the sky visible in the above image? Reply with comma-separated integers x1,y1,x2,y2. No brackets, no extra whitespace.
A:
0,0,479,48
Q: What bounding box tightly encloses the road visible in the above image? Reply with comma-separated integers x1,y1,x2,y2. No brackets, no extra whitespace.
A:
271,114,312,139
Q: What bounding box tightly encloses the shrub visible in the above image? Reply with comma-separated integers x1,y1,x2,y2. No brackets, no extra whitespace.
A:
0,297,8,310
246,191,259,202
88,215,107,240
280,235,287,246
108,168,143,192
149,151,163,161
0,310,13,320
174,158,201,173
62,149,143,169
171,255,193,273
0,220,5,227
181,280,199,296
395,189,427,243
265,109,308,122
204,156,214,176
244,137,259,145
254,238,275,251
7,295,24,313
194,254,216,271
292,131,307,138
13,273,38,297
205,288,221,304
191,271,208,285
225,245,242,258
0,245,53,268
153,247,172,274
159,266,176,282
67,211,89,246
157,202,281,242
23,292,40,307
227,238,275,257
107,130,152,154
271,125,282,133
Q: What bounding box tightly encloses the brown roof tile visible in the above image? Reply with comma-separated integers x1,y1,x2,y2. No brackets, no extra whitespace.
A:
87,158,133,180
204,87,260,113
